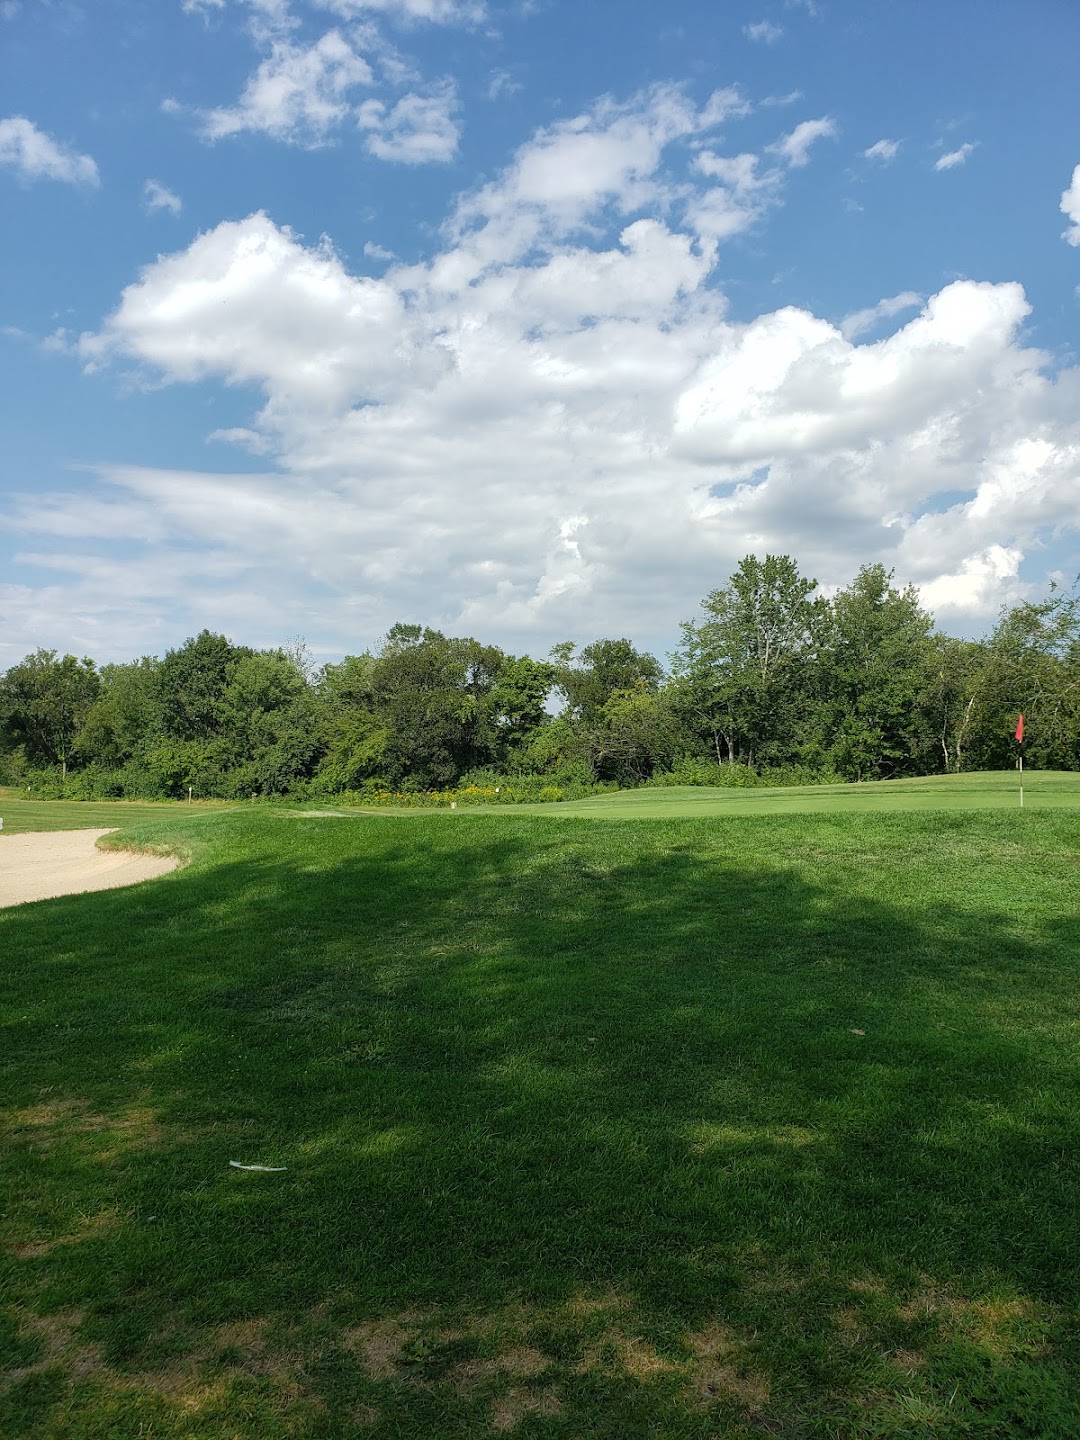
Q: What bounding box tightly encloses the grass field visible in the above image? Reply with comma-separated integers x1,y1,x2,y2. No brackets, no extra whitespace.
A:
3,776,1080,1437
460,768,1080,818
0,790,233,836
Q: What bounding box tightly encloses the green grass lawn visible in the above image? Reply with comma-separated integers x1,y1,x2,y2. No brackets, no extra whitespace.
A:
458,768,1080,818
3,779,1080,1437
0,790,233,836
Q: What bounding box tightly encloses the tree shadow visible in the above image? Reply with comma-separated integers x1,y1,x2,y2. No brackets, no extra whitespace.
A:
3,812,1080,1437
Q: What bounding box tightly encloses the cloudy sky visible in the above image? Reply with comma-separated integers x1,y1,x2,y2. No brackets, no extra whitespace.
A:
2,0,1079,666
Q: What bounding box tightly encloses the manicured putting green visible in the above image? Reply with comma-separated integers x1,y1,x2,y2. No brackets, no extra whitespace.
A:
526,769,1075,817
349,769,1080,819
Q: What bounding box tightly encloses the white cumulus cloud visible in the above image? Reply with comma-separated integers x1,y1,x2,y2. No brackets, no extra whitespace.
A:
840,290,921,341
918,545,1024,617
143,178,182,215
358,80,459,163
863,138,899,163
201,28,373,144
487,69,521,101
316,0,485,21
0,116,99,186
744,19,783,43
1061,164,1080,246
8,85,1075,660
935,142,976,171
769,116,836,168
447,84,745,276
690,150,782,240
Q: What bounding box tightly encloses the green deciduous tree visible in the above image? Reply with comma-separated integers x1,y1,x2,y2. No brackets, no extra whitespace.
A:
157,630,253,742
971,585,1080,770
588,685,680,784
369,625,508,789
77,657,162,770
672,555,823,767
552,638,663,724
491,656,555,756
821,564,935,781
919,634,987,774
216,650,321,796
0,649,100,778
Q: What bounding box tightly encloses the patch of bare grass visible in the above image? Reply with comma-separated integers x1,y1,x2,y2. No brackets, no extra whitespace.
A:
686,1322,772,1410
491,1384,563,1431
7,1205,120,1260
6,1096,162,1158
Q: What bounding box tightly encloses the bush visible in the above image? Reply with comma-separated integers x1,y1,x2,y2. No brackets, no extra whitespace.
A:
329,776,616,809
645,757,845,789
644,759,760,788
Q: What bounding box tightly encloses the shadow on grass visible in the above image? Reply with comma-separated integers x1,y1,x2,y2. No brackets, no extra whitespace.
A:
2,813,1080,1438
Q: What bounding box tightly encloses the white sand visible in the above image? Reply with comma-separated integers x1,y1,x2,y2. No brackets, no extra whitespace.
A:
0,829,180,909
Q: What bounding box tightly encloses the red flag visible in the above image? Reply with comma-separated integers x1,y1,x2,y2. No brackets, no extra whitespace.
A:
1014,714,1024,744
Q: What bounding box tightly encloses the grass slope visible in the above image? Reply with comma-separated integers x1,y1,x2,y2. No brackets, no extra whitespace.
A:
2,795,1080,1437
0,791,232,836
466,769,1080,818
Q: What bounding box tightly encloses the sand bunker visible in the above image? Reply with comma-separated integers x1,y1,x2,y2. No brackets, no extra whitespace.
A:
0,829,180,909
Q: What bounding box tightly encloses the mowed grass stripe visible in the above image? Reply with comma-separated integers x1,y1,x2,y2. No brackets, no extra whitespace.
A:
444,769,1080,818
2,799,1080,1437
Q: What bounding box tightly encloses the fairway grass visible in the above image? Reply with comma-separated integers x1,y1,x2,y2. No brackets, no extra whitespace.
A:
0,791,234,837
467,768,1080,819
3,793,1080,1437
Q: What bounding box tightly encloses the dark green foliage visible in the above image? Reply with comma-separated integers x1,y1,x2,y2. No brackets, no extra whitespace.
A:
976,587,1080,770
552,637,664,723
0,649,100,778
3,563,1079,800
671,553,824,768
367,625,508,788
76,657,162,769
490,655,555,754
157,630,252,742
821,564,935,781
588,684,681,783
3,802,1080,1436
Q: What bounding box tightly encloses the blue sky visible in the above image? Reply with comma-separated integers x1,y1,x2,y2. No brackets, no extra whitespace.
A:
2,0,1079,666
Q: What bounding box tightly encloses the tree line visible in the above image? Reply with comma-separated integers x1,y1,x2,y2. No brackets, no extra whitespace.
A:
2,556,1078,802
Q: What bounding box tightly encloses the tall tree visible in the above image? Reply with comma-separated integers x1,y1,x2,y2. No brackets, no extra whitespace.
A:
369,625,508,788
971,585,1080,770
588,684,680,784
672,555,823,767
216,649,321,795
491,656,555,757
552,638,663,725
0,650,100,779
157,630,254,742
77,657,162,769
821,564,935,781
919,634,988,774
313,652,389,791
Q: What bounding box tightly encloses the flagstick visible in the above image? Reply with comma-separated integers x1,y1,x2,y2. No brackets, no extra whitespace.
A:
1019,752,1024,809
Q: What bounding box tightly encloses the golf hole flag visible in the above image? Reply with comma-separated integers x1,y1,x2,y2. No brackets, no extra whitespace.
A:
1015,714,1025,744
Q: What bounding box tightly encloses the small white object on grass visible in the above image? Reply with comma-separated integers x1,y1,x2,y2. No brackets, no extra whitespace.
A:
229,1160,287,1171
